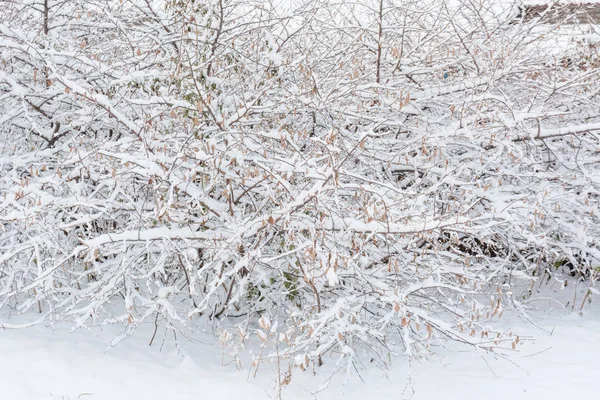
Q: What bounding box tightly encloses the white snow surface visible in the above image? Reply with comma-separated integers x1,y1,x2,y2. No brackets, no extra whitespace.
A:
1,288,599,400
0,294,600,400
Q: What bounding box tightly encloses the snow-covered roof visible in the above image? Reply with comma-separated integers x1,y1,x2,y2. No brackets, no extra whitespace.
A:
522,1,600,4
516,1,600,23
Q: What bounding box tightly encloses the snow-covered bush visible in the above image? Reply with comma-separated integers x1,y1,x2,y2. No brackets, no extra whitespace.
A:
1,0,599,378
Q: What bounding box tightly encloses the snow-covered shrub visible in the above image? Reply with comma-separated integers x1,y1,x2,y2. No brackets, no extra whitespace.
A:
1,0,598,378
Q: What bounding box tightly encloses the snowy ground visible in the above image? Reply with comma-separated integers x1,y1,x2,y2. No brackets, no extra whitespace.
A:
1,286,599,400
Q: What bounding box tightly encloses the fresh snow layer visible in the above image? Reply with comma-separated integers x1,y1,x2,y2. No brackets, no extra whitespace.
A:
1,290,599,400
